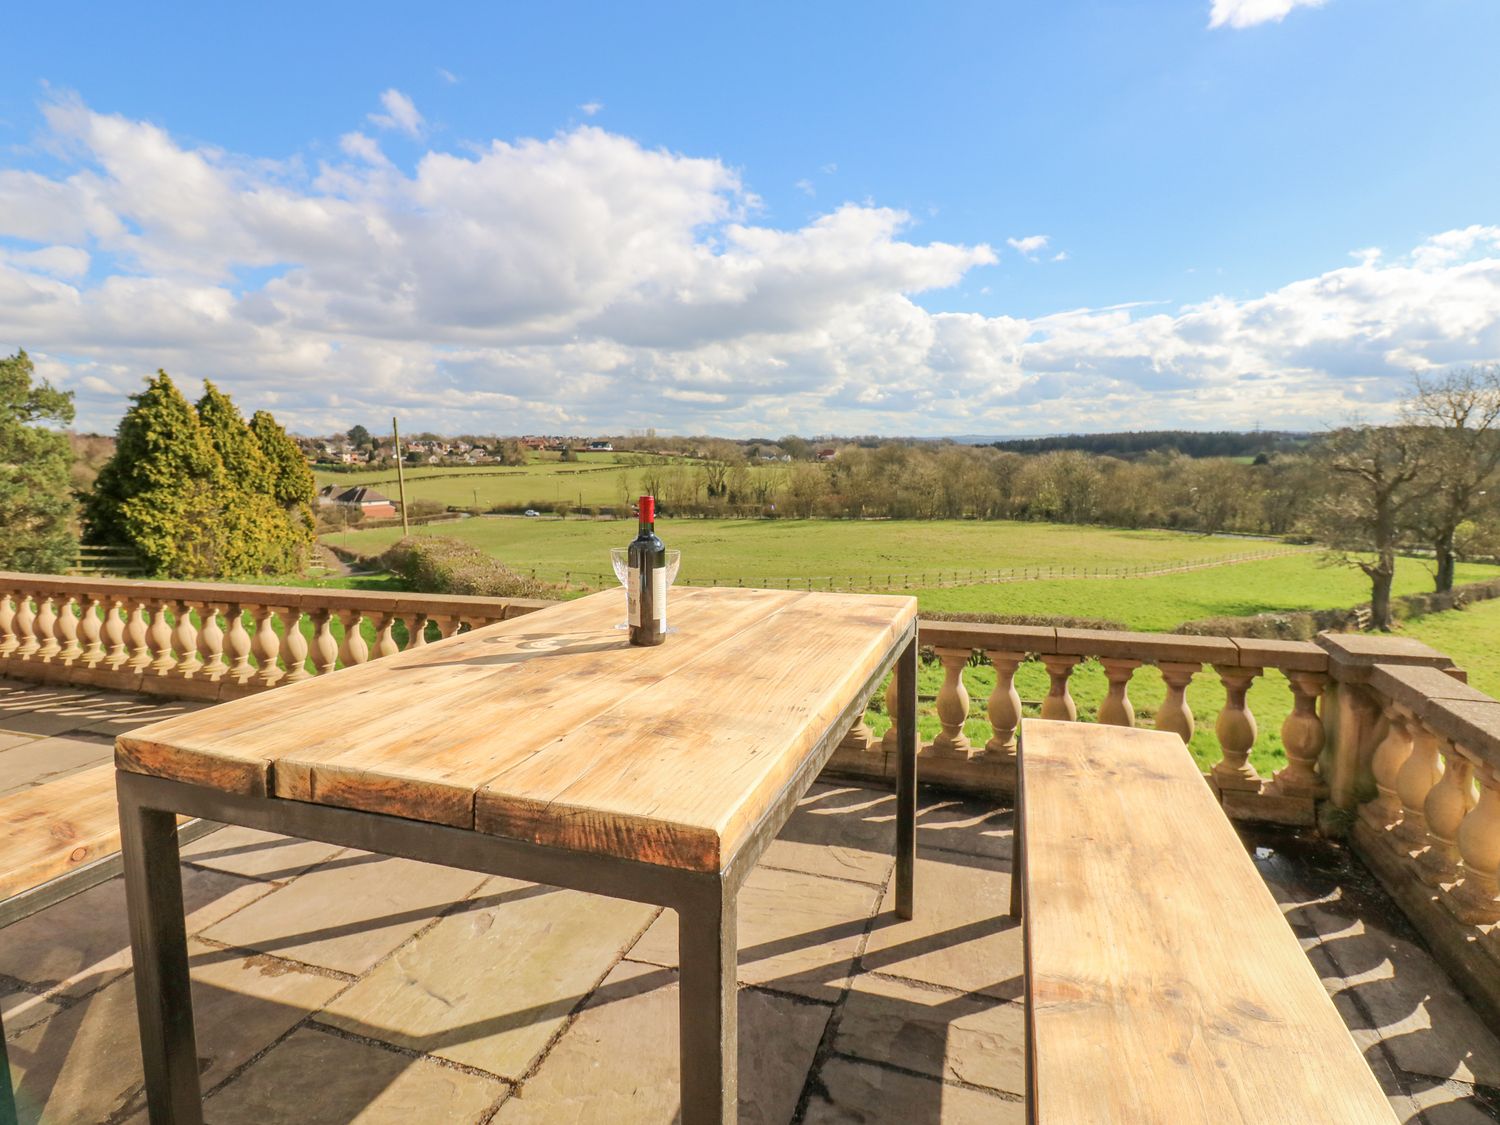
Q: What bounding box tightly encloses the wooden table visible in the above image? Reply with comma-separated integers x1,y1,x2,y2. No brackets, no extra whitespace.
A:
1013,719,1397,1123
114,586,918,1124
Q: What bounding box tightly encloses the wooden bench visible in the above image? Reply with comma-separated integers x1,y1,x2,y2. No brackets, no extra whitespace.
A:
1013,719,1396,1123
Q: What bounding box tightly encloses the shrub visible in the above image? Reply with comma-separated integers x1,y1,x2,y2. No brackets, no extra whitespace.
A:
921,609,1128,631
380,536,551,600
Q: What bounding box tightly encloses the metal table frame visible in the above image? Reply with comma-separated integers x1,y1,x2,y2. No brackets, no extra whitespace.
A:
118,624,918,1124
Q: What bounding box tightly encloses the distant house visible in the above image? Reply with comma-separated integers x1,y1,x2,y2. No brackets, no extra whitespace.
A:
816,448,837,462
317,485,399,519
587,441,614,452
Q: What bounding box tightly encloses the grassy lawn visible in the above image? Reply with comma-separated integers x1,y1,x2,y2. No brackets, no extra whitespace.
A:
302,516,1500,778
1402,596,1500,699
325,516,1292,586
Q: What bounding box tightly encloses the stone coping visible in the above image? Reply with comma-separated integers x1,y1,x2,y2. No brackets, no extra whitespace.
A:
916,621,1326,671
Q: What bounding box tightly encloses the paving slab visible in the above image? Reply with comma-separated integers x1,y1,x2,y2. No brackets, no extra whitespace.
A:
802,1057,1024,1124
915,795,1013,861
494,959,828,1124
0,866,273,998
0,989,61,1035
762,784,896,884
834,972,1024,1094
0,702,106,737
78,697,212,738
628,865,881,1002
320,876,655,1077
6,938,346,1124
0,732,39,753
0,732,114,795
199,855,489,975
202,1026,507,1125
182,825,350,883
861,850,1020,1000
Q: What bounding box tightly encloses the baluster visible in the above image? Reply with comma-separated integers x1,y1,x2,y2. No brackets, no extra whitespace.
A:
33,595,59,660
172,599,199,678
338,610,370,667
1362,703,1413,830
373,613,400,660
838,709,877,754
1448,767,1500,925
223,605,254,684
147,601,175,675
429,615,462,639
103,598,129,669
79,595,104,667
197,604,228,680
126,602,152,670
1154,662,1198,743
1417,740,1477,887
1097,658,1140,727
983,649,1026,758
406,612,431,648
878,671,903,754
311,609,339,676
1039,655,1080,721
1211,665,1262,792
1271,672,1328,798
1391,722,1444,856
927,647,972,757
12,592,37,658
54,596,82,663
252,605,283,688
279,607,311,683
0,591,15,659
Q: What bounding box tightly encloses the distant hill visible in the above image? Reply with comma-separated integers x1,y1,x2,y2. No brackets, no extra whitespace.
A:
985,430,1312,459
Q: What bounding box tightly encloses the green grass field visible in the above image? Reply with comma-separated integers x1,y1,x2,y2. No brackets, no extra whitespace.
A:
315,453,723,510
307,515,1500,777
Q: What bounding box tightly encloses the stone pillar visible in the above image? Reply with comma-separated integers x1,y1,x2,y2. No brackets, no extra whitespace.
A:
926,647,972,757
1211,665,1262,792
12,592,37,659
1361,703,1413,831
1449,768,1500,925
54,597,81,664
252,607,283,688
224,605,254,685
1154,662,1198,743
34,596,60,660
147,602,176,676
311,609,339,676
1392,722,1444,856
1416,741,1477,887
79,596,105,667
1272,672,1328,798
103,598,129,670
171,598,199,678
0,592,16,658
878,671,903,754
1039,656,1080,722
126,602,152,670
373,613,401,660
279,608,311,683
338,610,370,668
196,604,228,681
983,650,1026,759
1097,659,1141,727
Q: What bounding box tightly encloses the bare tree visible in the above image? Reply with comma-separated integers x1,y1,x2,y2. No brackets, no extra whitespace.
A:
1403,366,1500,591
1303,424,1428,629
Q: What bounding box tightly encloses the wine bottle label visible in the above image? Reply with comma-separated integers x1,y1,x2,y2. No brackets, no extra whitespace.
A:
628,565,642,626
655,565,667,630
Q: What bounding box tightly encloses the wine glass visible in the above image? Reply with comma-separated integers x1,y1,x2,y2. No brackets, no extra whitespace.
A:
609,548,682,630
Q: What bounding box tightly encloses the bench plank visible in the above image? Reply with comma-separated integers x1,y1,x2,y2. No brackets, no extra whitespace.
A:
0,764,124,900
1021,719,1395,1123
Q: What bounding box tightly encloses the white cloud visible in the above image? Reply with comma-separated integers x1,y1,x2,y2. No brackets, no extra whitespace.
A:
1052,250,1069,262
579,101,603,116
1209,0,1326,30
437,68,460,85
821,163,837,175
1,97,1499,438
368,89,424,138
795,178,815,197
1007,234,1050,258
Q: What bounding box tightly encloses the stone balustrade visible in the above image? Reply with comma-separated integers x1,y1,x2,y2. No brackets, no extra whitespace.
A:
831,621,1334,827
0,572,551,701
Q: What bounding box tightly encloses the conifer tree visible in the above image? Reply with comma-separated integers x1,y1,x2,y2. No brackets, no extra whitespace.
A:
84,371,222,577
0,350,78,572
195,383,290,575
250,409,317,569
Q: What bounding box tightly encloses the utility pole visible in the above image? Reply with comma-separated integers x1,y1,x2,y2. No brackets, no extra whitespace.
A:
392,416,410,537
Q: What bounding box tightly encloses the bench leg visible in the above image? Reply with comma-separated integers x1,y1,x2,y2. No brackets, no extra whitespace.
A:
118,775,203,1125
895,636,918,920
1010,735,1024,920
678,881,737,1124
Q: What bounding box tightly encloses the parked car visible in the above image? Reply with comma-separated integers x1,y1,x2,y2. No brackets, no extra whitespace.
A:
524,509,540,517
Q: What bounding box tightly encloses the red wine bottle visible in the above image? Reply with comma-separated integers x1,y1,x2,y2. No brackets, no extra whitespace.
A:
628,495,666,646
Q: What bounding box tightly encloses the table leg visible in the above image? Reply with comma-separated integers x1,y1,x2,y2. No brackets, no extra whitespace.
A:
118,776,203,1125
0,1008,17,1125
678,882,737,1123
895,636,918,920
1010,731,1024,920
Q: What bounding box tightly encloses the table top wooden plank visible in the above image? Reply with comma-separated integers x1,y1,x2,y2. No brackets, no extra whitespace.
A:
475,591,914,870
273,586,810,827
118,587,915,872
0,764,125,900
1021,719,1396,1123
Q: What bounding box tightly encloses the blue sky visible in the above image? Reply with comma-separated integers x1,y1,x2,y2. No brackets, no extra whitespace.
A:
3,0,1500,436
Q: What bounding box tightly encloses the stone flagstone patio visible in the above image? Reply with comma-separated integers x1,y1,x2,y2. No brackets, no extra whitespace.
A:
1,684,1499,1122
